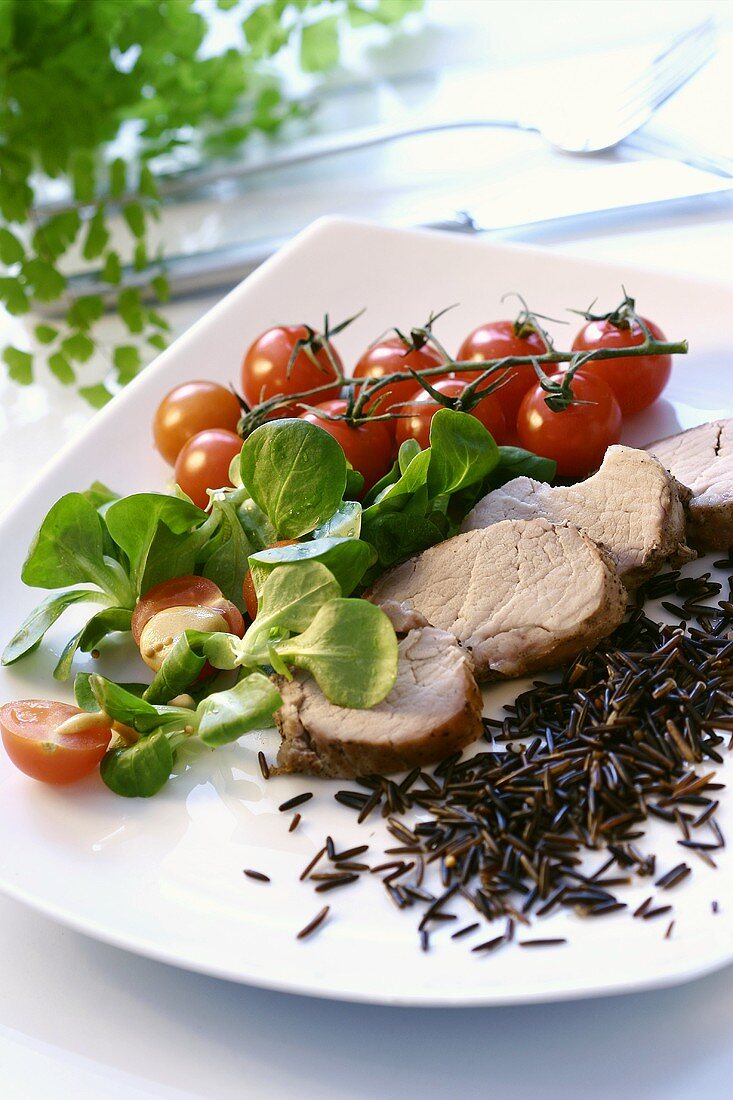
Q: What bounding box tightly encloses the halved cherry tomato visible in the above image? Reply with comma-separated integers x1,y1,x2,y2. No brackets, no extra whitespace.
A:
242,540,297,621
394,378,507,451
132,576,244,672
0,700,111,785
174,428,242,509
153,381,241,466
456,320,547,423
299,401,392,493
516,371,622,479
241,325,342,416
572,314,671,415
353,337,450,429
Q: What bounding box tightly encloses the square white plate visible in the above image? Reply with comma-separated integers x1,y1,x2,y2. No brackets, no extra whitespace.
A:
0,217,732,1006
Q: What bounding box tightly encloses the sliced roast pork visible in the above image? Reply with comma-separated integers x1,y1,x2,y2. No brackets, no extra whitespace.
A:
644,419,733,551
368,518,627,680
461,445,693,588
276,627,483,777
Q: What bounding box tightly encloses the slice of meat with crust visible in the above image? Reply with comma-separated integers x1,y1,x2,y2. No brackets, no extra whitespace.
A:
460,445,694,588
644,419,733,551
275,627,483,778
368,517,627,681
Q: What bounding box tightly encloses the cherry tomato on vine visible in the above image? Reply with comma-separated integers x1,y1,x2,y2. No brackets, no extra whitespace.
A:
456,319,547,422
0,700,112,785
394,378,507,451
153,381,241,466
299,400,392,493
174,428,242,509
353,337,450,428
241,325,342,416
571,314,671,415
516,371,622,479
242,540,297,621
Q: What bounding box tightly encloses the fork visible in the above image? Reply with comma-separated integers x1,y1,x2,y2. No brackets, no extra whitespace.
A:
151,18,716,201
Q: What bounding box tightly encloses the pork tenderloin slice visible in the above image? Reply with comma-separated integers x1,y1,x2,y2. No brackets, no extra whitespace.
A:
275,627,483,778
461,445,694,588
368,517,627,681
644,419,733,551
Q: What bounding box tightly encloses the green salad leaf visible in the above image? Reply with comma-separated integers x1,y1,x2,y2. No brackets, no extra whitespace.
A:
240,419,347,539
104,493,208,596
242,560,341,657
101,731,174,798
2,588,102,665
21,493,133,605
426,408,500,496
197,673,282,746
279,598,398,708
248,536,375,599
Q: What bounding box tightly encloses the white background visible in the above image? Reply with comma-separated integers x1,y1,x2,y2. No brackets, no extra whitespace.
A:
3,1,733,1096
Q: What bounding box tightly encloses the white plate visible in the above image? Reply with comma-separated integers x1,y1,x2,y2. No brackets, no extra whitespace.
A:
1,217,732,1007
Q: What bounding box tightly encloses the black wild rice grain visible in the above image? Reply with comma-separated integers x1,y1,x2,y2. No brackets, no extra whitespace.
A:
642,905,673,920
299,845,326,882
289,813,301,833
297,906,330,940
519,938,567,948
655,863,691,890
243,869,270,882
665,920,675,939
314,873,359,893
452,922,479,939
257,751,270,780
279,792,313,813
471,935,506,954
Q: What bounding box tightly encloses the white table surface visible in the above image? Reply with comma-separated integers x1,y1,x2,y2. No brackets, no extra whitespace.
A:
4,5,733,1097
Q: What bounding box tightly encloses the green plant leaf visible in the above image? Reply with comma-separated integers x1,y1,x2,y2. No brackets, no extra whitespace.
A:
109,158,127,199
104,493,207,597
279,598,398,708
240,418,347,539
426,408,500,496
101,731,174,798
312,501,362,540
2,588,103,665
61,332,94,362
122,201,146,239
202,501,252,611
300,16,340,73
0,227,24,265
71,150,95,204
197,672,281,746
102,250,122,284
21,492,131,602
79,383,113,408
51,606,134,680
113,344,142,383
143,630,207,704
3,346,33,384
48,351,75,385
242,560,340,657
248,536,375,598
491,446,557,487
34,324,58,345
82,208,109,260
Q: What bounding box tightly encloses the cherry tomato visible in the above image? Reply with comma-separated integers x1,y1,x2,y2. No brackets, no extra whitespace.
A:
241,325,342,416
353,337,449,428
132,575,244,671
174,428,242,509
456,320,547,423
516,371,622,479
299,401,392,493
572,315,671,415
394,378,507,451
1,700,111,785
132,576,244,643
242,540,297,621
153,381,241,466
